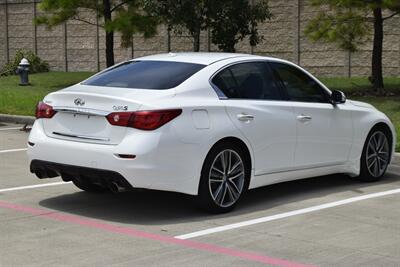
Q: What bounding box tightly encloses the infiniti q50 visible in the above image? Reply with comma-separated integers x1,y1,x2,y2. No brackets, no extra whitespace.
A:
28,53,396,213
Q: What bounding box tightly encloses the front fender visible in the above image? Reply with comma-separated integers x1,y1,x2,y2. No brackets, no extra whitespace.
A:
350,106,396,162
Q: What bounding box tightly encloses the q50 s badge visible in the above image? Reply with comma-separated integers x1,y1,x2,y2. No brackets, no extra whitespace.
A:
113,105,128,111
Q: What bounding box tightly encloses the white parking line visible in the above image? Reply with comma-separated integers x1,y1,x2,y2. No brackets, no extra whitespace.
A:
175,188,400,240
0,127,23,131
0,148,28,154
0,182,71,193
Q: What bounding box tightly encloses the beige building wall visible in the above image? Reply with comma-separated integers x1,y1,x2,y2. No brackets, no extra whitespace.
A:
0,0,399,77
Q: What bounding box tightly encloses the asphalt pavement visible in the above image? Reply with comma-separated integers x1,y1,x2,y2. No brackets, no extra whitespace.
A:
1,123,399,267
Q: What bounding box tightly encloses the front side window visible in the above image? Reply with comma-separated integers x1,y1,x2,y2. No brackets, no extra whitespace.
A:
269,62,329,103
212,62,282,100
83,61,205,89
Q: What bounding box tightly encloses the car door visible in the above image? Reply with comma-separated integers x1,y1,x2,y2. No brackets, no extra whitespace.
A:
269,61,353,168
211,61,297,176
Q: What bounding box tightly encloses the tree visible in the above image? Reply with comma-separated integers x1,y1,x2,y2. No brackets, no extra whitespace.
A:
305,0,400,93
209,0,271,52
35,0,157,67
144,0,271,53
144,0,209,52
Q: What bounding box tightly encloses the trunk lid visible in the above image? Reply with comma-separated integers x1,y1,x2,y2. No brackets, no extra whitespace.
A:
42,84,174,145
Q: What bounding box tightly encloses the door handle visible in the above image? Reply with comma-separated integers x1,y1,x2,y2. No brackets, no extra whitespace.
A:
237,113,255,122
297,114,312,122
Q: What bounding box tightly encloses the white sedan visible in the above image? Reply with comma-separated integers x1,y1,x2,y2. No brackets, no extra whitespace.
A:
28,53,396,213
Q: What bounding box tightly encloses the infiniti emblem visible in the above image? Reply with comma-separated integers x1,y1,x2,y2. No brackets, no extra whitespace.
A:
74,98,85,106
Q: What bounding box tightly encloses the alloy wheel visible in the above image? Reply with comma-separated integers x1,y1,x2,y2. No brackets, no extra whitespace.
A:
366,131,390,178
208,149,245,208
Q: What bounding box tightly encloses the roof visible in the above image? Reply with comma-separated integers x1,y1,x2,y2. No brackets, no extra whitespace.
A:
134,52,262,65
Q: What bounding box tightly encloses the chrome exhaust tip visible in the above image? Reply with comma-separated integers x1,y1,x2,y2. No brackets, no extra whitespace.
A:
109,181,127,193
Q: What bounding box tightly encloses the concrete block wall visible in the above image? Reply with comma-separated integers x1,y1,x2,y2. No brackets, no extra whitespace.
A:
0,1,8,69
253,0,296,62
0,0,399,77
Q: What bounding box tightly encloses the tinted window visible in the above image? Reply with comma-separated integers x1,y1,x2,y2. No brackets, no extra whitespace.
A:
212,62,282,100
269,62,329,103
83,61,205,89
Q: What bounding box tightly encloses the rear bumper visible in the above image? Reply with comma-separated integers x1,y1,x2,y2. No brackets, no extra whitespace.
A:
30,159,132,189
27,120,204,195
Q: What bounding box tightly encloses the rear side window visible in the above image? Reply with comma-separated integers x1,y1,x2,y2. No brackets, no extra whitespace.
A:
212,62,282,100
83,61,205,89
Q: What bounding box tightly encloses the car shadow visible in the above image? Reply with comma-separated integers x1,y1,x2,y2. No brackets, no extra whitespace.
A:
39,170,400,226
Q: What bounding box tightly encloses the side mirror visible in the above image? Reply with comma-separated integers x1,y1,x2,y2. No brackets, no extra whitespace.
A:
331,90,346,104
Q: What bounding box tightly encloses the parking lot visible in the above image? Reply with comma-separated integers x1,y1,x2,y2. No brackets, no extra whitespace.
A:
1,122,399,267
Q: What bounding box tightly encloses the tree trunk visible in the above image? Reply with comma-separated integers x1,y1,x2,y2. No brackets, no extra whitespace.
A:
193,29,201,52
167,26,171,52
223,40,236,53
103,0,114,67
372,7,384,94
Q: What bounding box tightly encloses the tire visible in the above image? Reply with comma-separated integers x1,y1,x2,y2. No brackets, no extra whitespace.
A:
358,128,391,182
72,179,108,193
197,142,250,213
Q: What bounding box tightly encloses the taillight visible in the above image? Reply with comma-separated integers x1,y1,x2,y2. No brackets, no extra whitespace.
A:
35,102,57,119
106,109,182,130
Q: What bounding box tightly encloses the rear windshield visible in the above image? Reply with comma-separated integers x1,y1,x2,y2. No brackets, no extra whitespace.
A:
82,60,206,89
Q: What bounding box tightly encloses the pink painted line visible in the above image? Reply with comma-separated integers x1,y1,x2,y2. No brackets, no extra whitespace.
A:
0,201,313,267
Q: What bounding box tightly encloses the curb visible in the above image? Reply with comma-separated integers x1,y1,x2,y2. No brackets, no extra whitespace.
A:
0,114,35,125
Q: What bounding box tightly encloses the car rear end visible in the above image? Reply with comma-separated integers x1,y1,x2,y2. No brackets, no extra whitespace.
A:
28,59,207,195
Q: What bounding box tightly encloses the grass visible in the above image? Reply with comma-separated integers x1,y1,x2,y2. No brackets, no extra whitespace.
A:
0,72,93,116
320,77,400,95
0,72,399,151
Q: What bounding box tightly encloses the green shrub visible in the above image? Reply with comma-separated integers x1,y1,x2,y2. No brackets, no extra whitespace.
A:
0,50,50,76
